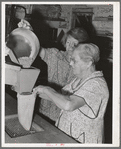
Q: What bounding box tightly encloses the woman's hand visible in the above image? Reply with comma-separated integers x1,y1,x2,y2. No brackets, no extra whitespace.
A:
33,85,46,94
18,19,33,31
33,85,53,101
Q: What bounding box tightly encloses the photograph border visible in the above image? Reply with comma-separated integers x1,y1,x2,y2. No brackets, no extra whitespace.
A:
1,1,120,148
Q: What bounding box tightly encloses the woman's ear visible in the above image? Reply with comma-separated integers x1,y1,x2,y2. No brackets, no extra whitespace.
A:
87,60,93,68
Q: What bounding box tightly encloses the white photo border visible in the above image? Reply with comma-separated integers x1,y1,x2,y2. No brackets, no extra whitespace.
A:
1,1,120,147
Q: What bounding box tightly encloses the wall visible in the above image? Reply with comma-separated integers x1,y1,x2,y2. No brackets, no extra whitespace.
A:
31,4,113,36
6,4,113,34
92,5,113,35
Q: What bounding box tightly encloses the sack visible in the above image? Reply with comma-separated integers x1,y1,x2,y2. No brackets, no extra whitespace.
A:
17,92,36,131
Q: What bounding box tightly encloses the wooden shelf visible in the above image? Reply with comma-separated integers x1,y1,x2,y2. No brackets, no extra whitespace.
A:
45,20,67,28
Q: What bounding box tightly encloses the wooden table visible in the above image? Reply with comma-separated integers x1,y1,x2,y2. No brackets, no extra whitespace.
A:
5,93,78,144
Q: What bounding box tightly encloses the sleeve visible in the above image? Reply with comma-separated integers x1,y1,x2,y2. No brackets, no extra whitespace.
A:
42,48,60,82
74,80,104,119
43,48,59,64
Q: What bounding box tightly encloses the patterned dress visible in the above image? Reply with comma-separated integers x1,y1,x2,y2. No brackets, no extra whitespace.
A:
40,48,75,121
55,71,109,143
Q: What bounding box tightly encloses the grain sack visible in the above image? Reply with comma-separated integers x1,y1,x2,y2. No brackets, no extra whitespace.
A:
17,92,36,131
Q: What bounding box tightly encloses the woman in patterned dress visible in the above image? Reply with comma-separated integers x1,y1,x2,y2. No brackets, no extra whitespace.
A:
38,27,90,122
33,43,109,143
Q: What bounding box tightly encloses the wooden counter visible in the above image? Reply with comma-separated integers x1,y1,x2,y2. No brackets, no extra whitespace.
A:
5,93,78,144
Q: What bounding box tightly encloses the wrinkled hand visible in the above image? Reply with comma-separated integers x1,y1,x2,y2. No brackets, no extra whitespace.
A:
33,85,55,94
33,85,52,100
33,85,46,94
18,19,33,31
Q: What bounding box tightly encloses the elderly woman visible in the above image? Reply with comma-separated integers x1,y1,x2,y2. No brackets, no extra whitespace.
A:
38,27,90,121
33,43,109,143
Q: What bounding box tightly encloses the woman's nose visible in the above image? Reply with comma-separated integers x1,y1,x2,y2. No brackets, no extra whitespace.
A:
71,42,74,47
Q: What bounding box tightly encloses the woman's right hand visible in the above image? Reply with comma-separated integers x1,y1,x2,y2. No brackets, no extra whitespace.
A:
33,85,45,95
33,85,52,101
18,19,33,31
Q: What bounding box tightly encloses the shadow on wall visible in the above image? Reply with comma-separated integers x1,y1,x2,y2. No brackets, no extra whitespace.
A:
92,36,113,143
30,10,53,48
75,17,112,143
99,59,112,144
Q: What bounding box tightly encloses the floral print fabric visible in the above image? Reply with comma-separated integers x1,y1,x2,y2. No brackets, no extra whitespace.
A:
55,71,109,143
39,48,75,121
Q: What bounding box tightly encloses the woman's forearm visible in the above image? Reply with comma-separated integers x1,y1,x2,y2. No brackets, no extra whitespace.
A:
33,85,85,111
38,92,52,101
44,88,70,111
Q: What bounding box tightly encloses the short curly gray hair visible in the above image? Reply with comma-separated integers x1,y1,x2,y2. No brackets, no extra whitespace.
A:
75,43,100,64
